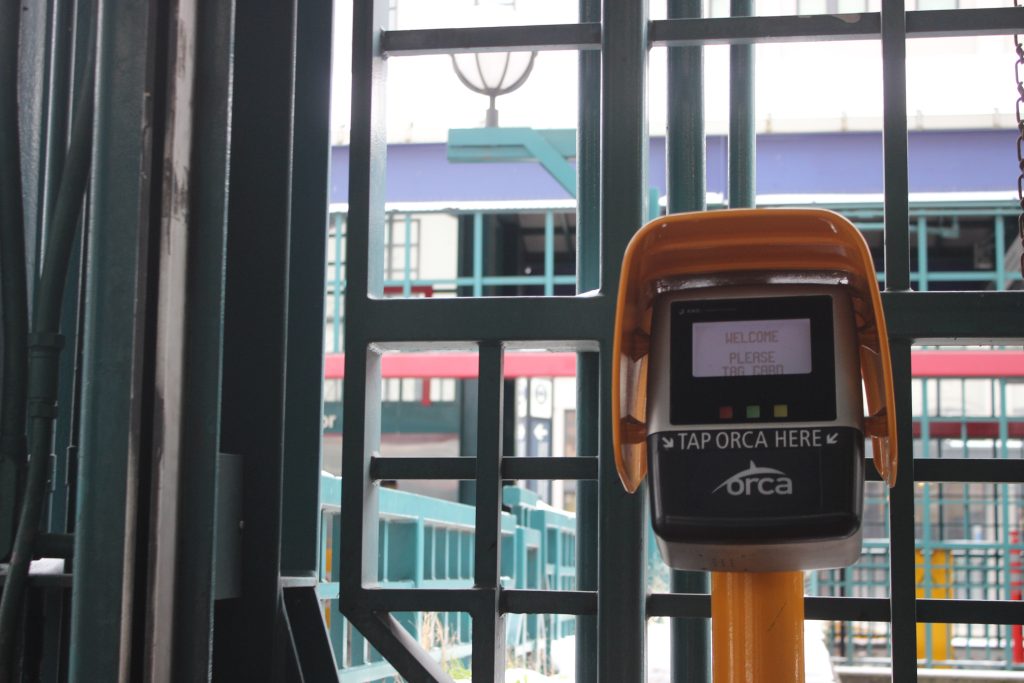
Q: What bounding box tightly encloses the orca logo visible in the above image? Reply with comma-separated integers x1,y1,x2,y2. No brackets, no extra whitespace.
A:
712,460,794,497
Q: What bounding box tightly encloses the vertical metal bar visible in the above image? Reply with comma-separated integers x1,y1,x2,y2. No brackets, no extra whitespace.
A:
473,212,484,297
332,213,343,352
916,216,929,291
576,0,601,676
281,0,332,576
728,0,755,209
145,1,202,678
0,0,31,563
881,3,915,677
44,0,77,537
600,0,648,679
544,210,555,296
214,0,297,677
888,340,918,682
473,343,506,681
996,215,1006,291
666,0,710,679
403,212,413,296
882,1,910,292
68,0,154,678
338,0,387,638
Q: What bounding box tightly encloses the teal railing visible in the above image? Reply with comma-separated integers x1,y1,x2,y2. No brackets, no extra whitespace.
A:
318,474,577,681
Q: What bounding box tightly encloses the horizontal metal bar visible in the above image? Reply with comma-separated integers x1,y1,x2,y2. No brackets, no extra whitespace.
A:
278,574,319,589
905,8,1024,39
913,459,1024,483
647,594,891,622
501,457,598,480
381,23,601,56
348,296,608,347
917,598,1024,625
369,456,598,481
650,14,880,47
501,589,596,615
370,456,476,481
650,8,1024,47
645,593,711,618
0,570,72,589
882,291,1024,343
805,596,891,622
359,587,489,613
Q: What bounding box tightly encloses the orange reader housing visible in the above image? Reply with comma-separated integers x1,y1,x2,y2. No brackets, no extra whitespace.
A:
612,208,897,495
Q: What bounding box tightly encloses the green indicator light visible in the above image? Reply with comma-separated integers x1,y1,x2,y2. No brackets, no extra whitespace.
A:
746,405,760,419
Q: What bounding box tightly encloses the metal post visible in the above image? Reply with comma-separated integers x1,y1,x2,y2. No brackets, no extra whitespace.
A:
600,0,648,679
68,0,154,678
215,0,298,678
711,572,805,683
169,2,233,678
472,343,506,681
881,2,917,680
666,0,710,680
728,0,755,210
281,0,333,576
575,0,601,677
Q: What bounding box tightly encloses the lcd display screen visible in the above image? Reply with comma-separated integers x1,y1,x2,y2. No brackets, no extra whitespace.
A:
691,317,812,378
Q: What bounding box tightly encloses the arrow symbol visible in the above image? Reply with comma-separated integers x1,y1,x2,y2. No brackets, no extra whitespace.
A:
826,432,839,445
661,435,674,450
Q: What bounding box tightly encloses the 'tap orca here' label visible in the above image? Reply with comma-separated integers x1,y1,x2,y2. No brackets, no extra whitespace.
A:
648,426,861,520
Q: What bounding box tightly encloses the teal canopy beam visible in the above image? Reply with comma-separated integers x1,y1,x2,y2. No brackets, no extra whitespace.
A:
448,128,577,197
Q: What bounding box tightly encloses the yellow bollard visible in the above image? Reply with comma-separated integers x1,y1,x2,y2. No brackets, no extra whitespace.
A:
712,571,805,683
915,548,950,664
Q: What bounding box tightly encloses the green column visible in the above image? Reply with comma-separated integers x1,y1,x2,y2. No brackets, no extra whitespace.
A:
666,0,711,679
599,0,649,679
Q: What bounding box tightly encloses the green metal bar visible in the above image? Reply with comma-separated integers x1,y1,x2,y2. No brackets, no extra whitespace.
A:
888,338,919,682
921,379,933,660
67,0,146,677
728,0,754,210
599,0,648,678
882,292,1024,343
42,0,78,537
916,216,928,292
333,214,343,352
281,0,332,577
575,1,600,673
882,2,910,293
996,214,1007,291
649,8,1024,45
0,0,31,562
472,343,506,681
382,275,578,287
544,211,555,296
403,212,412,297
381,23,602,56
666,0,710,679
473,211,483,297
169,0,233,677
215,0,298,676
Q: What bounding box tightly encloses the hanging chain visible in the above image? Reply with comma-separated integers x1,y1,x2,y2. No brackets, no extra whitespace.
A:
1016,0,1024,274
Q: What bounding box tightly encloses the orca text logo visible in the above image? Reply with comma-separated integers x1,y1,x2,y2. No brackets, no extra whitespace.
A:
712,460,794,497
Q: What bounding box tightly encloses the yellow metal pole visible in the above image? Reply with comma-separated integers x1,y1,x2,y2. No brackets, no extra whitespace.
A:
711,571,805,683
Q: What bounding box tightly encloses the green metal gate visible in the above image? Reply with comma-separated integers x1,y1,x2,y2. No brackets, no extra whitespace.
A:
337,2,1024,682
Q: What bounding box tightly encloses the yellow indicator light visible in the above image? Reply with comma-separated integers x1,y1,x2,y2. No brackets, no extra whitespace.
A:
774,404,788,418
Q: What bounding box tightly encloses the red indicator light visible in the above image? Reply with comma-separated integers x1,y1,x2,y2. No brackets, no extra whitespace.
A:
719,406,734,419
